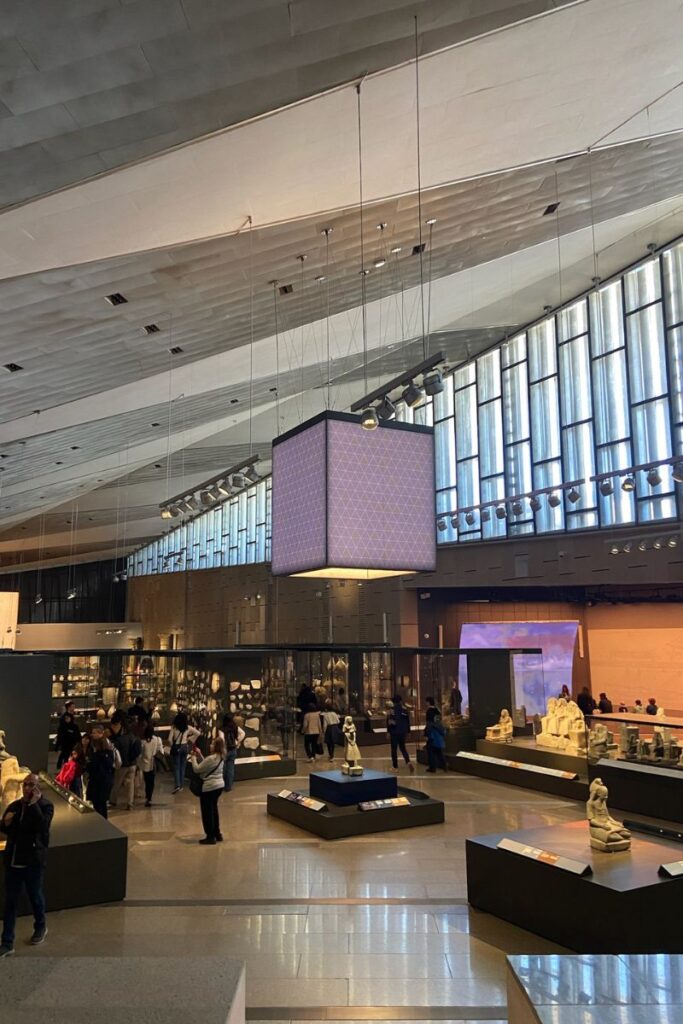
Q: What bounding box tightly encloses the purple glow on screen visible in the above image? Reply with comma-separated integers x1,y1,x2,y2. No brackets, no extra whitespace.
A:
458,620,579,716
271,414,436,575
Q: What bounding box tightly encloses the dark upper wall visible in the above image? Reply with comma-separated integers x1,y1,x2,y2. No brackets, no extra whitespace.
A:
0,559,126,623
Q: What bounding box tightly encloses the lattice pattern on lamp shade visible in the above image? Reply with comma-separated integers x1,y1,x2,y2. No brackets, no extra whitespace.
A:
271,411,436,578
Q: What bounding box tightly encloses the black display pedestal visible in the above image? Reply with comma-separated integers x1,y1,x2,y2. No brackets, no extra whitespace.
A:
0,790,127,916
589,758,683,825
451,737,588,800
466,820,683,953
310,768,397,806
234,755,296,782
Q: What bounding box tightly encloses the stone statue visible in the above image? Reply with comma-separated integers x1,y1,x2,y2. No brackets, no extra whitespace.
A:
587,777,631,852
486,709,513,743
342,716,363,777
588,723,616,760
0,730,8,761
537,696,586,754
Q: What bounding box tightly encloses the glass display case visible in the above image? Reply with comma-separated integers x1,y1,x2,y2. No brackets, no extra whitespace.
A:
585,711,683,770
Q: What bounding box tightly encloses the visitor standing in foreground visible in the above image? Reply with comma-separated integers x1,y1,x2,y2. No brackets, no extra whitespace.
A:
219,713,245,792
190,737,226,845
0,773,54,957
167,712,200,794
387,695,415,773
138,723,164,806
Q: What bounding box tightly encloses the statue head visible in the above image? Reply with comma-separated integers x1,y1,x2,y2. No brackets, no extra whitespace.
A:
500,709,510,721
547,697,557,712
344,715,354,727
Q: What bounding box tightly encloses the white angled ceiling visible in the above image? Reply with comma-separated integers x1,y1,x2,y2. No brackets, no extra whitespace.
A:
0,0,682,570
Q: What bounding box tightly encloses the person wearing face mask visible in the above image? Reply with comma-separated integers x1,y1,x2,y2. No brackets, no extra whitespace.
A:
0,773,54,957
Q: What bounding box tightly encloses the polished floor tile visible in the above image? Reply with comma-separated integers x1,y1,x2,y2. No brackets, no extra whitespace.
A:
296,953,452,978
347,977,507,1006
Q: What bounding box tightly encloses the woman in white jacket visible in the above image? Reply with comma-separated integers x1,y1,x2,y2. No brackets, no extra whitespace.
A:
138,723,164,806
190,737,225,845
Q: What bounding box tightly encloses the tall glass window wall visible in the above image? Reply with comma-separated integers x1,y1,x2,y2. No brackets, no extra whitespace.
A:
128,477,271,577
129,239,683,577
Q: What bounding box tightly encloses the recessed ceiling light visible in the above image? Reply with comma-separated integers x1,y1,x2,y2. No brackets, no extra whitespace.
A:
3,363,23,373
279,284,294,295
143,324,160,335
105,292,127,305
55,461,63,465
230,399,239,404
71,446,80,450
150,422,160,427
543,202,560,216
169,345,183,355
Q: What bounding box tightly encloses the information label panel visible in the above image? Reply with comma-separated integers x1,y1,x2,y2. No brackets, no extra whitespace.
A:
359,796,410,811
456,750,578,780
497,837,592,876
277,789,327,812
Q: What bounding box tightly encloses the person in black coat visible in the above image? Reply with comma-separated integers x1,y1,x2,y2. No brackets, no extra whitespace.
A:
85,732,116,818
55,712,81,770
387,695,415,774
0,773,54,956
577,687,596,716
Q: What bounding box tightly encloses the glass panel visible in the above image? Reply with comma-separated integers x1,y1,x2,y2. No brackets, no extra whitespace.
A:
436,489,457,543
590,281,625,355
480,476,506,539
566,510,599,530
563,422,596,508
533,461,564,533
433,375,454,420
668,327,683,424
632,397,672,467
530,377,561,462
624,259,661,312
478,400,503,478
663,241,683,324
559,299,587,341
502,362,530,442
477,349,501,401
638,495,677,522
597,442,636,525
528,319,557,382
457,457,480,509
455,385,478,459
435,419,456,489
506,441,532,497
415,401,434,427
502,332,527,367
559,334,591,424
453,364,476,390
627,304,667,402
592,351,630,445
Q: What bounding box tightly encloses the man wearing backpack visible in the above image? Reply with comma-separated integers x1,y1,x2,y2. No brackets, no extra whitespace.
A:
109,711,142,811
386,695,415,774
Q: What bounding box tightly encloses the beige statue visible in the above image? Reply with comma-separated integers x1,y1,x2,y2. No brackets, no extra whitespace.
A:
537,696,586,754
587,777,631,852
342,716,363,776
486,709,513,743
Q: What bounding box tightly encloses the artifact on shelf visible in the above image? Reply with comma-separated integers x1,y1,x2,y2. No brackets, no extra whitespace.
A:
342,716,363,776
587,777,631,852
536,696,586,754
588,723,617,760
485,708,513,743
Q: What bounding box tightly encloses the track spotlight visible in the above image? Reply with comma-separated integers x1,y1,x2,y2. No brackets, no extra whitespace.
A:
360,407,379,430
465,511,475,526
185,496,200,511
200,490,214,506
35,593,43,605
402,381,425,408
374,258,386,269
207,485,222,501
548,492,561,508
450,515,458,529
495,505,507,520
231,475,246,489
511,500,523,516
638,540,648,552
376,395,396,421
653,537,663,550
169,504,181,517
113,574,120,583
609,545,619,555
621,476,635,492
622,542,632,554
437,518,447,532
423,369,444,396
567,487,581,504
599,479,614,496
646,467,662,487
67,588,77,600
668,536,678,548
160,507,173,519
673,462,683,484
480,508,491,522
244,464,260,484
529,496,542,512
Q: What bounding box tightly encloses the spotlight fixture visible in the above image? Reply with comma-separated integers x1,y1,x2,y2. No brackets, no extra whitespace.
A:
668,536,678,548
402,381,425,408
599,479,614,496
34,593,43,605
207,485,223,501
216,480,232,497
314,274,326,283
360,407,379,430
653,537,663,550
495,505,507,520
622,542,632,554
426,217,437,226
465,511,475,526
437,518,447,532
646,467,662,487
609,545,620,555
376,395,396,421
67,588,77,600
244,464,260,483
638,540,648,552
480,508,491,522
185,496,200,511
450,515,458,529
169,504,181,517
113,574,120,583
390,246,402,254
548,492,561,508
374,258,386,269
673,461,683,484
423,369,444,396
529,496,542,512
511,500,523,516
160,507,173,520
567,487,581,504
231,474,246,489
621,476,636,492
200,490,215,506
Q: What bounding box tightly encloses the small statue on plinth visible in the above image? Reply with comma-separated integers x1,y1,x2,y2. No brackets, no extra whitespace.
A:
587,777,631,853
485,708,513,743
341,716,363,776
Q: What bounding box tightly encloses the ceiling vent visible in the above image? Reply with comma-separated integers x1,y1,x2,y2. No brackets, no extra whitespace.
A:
169,345,183,355
411,243,426,255
279,284,294,295
543,202,560,216
3,363,23,373
143,324,160,335
105,292,127,305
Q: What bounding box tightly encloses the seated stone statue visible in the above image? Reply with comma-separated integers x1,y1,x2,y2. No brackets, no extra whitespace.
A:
537,696,586,754
485,708,513,743
588,723,617,760
587,777,631,852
